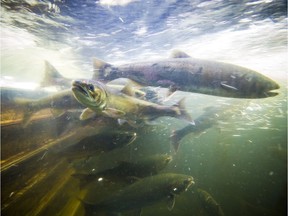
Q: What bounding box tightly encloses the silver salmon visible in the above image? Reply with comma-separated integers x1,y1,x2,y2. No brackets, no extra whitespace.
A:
197,188,225,216
171,103,245,151
71,79,193,125
82,173,194,214
72,154,172,186
93,50,279,98
15,89,84,127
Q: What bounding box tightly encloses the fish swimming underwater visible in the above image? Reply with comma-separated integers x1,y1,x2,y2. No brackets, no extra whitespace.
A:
93,50,279,98
61,130,137,162
50,112,137,160
17,75,148,126
72,154,172,186
71,79,193,125
171,103,245,151
82,173,194,215
15,89,85,127
197,188,225,216
40,60,145,94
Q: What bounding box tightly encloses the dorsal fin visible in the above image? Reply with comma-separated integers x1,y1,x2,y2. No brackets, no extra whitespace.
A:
92,58,112,80
41,61,64,87
170,50,191,58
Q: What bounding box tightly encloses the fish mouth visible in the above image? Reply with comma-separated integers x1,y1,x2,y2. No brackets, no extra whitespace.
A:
72,81,89,97
185,177,195,190
263,80,280,97
263,90,279,97
171,176,195,195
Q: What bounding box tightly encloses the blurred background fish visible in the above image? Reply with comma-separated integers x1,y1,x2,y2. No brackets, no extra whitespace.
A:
1,0,286,216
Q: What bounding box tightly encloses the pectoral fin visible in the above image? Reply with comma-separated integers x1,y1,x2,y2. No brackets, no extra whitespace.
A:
121,84,135,96
103,108,125,118
167,194,175,211
124,86,146,98
80,108,96,120
50,108,66,118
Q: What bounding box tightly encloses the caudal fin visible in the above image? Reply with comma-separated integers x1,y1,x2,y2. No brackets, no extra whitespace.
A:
170,130,181,152
92,58,112,80
14,98,36,127
174,98,195,125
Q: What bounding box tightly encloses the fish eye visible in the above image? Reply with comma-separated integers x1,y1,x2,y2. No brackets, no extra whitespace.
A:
88,84,94,91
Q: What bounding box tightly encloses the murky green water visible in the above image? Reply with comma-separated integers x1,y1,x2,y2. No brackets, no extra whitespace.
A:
1,0,287,215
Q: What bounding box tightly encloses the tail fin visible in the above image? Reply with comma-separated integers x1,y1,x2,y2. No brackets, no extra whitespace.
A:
92,58,112,80
174,98,195,125
170,130,181,152
14,98,36,127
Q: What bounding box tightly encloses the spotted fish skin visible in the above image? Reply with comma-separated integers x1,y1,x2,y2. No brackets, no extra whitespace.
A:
82,173,194,214
93,51,279,99
71,79,193,125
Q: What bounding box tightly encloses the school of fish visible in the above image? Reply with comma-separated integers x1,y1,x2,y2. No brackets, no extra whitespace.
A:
12,50,280,215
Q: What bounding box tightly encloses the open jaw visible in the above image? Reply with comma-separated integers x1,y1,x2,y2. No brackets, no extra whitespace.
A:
265,80,281,97
262,83,280,97
72,81,89,97
264,90,279,97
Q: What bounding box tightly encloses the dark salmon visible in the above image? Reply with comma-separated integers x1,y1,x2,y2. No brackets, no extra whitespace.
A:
93,51,279,98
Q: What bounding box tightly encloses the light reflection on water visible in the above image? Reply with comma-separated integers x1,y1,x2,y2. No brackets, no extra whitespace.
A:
0,0,287,216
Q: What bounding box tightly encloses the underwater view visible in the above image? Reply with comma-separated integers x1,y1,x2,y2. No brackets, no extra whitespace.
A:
1,0,287,215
